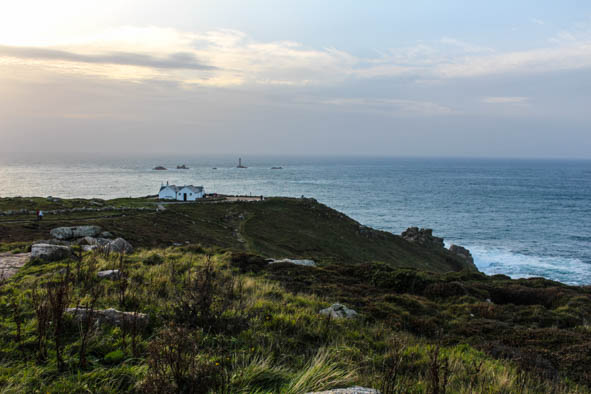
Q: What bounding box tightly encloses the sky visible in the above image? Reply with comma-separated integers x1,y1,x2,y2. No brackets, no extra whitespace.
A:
1,0,591,158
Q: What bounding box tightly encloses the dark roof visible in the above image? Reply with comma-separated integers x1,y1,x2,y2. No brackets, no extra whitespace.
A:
159,185,179,192
159,185,203,193
179,185,204,193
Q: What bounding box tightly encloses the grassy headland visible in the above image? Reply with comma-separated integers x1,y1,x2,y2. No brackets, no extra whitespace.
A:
0,196,589,393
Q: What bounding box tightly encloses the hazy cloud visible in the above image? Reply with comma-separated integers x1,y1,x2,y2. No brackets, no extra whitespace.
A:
317,97,459,116
483,96,529,104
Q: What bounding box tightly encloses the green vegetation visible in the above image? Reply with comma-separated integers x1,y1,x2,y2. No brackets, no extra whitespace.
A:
0,197,472,273
0,196,589,392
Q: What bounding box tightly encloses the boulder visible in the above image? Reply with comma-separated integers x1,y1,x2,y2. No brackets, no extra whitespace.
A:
50,226,102,240
100,231,114,238
401,227,444,248
319,303,358,319
66,307,148,326
31,244,72,261
307,387,380,394
97,269,120,279
76,236,110,246
449,244,474,265
268,258,316,267
106,238,134,254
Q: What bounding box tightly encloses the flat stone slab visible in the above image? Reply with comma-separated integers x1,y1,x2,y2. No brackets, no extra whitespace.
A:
66,307,148,326
268,258,316,267
0,252,31,279
307,387,380,394
97,270,120,279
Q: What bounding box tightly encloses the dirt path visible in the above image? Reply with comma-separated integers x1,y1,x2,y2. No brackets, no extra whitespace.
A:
0,252,31,279
0,211,155,225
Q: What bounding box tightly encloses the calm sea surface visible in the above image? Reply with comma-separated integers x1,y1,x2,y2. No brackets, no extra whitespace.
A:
1,154,590,285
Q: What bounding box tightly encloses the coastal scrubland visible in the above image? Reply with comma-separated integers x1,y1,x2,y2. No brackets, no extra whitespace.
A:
0,197,589,393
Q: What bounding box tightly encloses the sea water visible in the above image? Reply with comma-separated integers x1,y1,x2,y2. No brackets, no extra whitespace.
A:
0,154,589,285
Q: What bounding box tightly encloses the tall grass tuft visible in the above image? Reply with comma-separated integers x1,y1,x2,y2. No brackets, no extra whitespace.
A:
283,348,356,394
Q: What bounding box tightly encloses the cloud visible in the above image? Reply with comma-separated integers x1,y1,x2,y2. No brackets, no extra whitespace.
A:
0,45,215,70
531,18,545,25
482,96,529,104
3,24,591,87
316,97,459,116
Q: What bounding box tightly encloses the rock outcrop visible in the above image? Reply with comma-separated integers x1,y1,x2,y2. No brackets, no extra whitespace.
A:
0,252,31,278
66,307,148,326
449,244,474,265
307,387,380,394
50,226,102,240
268,258,316,267
401,227,444,249
319,303,358,319
31,244,72,261
76,236,110,246
97,270,120,279
105,238,134,254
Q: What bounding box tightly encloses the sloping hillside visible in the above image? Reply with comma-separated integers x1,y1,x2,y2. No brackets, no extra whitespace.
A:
0,197,474,273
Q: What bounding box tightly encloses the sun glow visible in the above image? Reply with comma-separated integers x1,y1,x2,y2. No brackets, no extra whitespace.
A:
0,1,126,46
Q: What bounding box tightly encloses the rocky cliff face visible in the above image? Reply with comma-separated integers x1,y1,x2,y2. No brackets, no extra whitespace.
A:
449,244,475,266
402,227,476,270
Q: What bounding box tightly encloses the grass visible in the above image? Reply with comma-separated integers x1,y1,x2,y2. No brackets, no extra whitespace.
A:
0,246,588,392
0,197,474,273
0,196,589,392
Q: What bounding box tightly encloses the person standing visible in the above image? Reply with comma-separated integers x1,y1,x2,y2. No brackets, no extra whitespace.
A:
38,210,43,221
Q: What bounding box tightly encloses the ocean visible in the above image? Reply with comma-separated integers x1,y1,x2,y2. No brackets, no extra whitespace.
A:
0,154,589,285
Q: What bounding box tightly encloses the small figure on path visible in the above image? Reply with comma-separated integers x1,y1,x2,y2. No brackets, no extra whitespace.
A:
38,210,43,221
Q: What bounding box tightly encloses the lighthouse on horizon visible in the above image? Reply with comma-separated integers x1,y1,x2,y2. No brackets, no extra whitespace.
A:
237,157,248,168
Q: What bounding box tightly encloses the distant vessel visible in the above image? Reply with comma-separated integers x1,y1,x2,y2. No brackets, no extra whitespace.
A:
237,158,248,168
153,166,167,171
271,166,283,170
176,164,189,169
212,167,217,170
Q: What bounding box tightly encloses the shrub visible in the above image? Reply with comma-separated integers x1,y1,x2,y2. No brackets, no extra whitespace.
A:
172,257,244,332
141,325,224,394
143,253,164,266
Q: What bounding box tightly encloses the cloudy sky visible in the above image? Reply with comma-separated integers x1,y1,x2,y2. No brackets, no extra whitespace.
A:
1,0,591,158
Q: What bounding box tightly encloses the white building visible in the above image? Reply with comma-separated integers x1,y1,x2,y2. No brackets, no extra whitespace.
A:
158,183,205,201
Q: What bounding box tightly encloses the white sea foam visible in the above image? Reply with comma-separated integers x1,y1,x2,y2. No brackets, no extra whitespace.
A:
468,245,590,286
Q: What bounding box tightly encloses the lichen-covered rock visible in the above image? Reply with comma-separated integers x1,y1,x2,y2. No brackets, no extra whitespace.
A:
307,387,380,394
31,244,71,261
50,226,102,240
77,236,110,246
319,303,358,319
449,244,474,265
268,258,316,267
66,307,148,326
401,227,444,248
106,238,134,254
